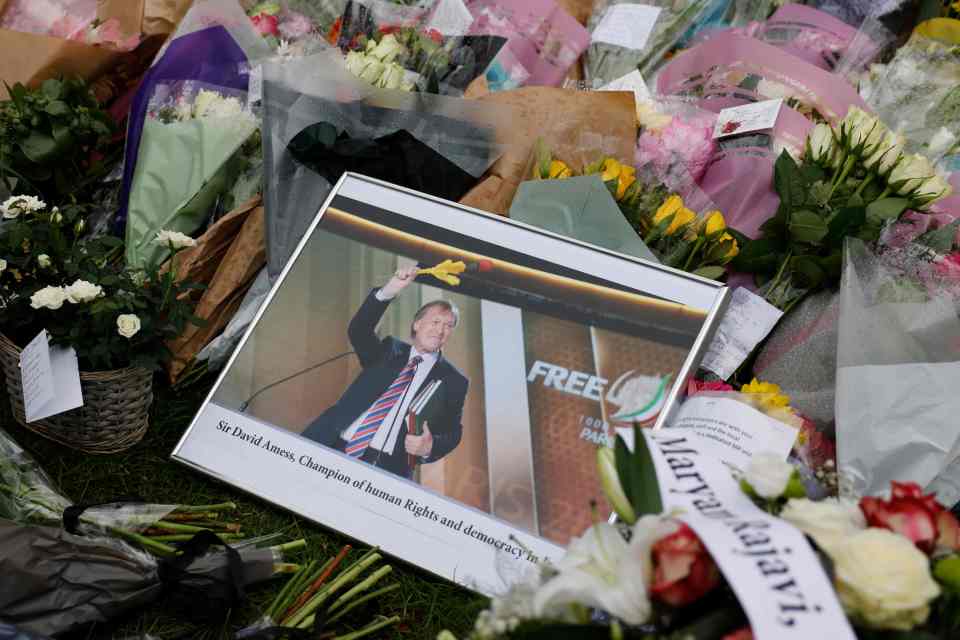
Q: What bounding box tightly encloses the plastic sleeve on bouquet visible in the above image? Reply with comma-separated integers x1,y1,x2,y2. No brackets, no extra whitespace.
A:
757,3,873,71
656,32,869,125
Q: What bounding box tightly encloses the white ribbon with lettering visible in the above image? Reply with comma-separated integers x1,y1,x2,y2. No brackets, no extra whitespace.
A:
642,430,856,640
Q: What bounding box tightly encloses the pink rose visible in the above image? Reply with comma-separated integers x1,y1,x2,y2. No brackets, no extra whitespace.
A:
650,523,721,607
278,11,314,40
860,481,960,554
250,13,280,37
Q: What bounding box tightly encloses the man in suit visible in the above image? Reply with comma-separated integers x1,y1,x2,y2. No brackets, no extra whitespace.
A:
302,265,469,480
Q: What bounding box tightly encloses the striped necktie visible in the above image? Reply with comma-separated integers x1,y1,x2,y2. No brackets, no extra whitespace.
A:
345,355,423,458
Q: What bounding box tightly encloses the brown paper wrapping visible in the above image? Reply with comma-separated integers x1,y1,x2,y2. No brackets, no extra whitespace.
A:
458,87,637,216
556,0,595,25
0,0,190,99
164,196,267,383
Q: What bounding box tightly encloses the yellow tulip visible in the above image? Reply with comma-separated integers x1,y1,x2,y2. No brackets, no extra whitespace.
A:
549,160,573,179
601,158,622,182
666,207,696,235
704,210,726,236
616,165,637,200
653,194,684,226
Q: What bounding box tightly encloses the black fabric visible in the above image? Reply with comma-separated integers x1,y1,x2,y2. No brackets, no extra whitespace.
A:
157,530,245,624
287,124,479,203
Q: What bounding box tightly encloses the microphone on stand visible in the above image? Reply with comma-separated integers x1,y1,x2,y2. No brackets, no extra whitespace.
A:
239,351,356,413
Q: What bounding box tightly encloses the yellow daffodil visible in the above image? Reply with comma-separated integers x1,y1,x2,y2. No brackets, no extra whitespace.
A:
616,164,637,200
601,158,622,182
704,210,726,236
653,195,684,226
548,160,573,179
666,207,696,235
741,378,792,412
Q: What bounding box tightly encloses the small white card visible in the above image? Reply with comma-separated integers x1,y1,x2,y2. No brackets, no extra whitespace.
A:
670,395,798,472
19,330,83,422
600,69,652,103
713,98,784,138
592,4,662,50
701,287,783,379
426,0,475,35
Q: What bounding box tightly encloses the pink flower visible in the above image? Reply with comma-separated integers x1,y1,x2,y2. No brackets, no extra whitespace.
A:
49,15,88,40
636,116,717,183
278,11,314,40
250,13,280,37
935,253,960,280
687,378,734,396
860,482,960,554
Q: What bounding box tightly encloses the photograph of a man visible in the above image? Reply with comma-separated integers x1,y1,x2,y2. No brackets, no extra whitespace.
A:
302,265,469,480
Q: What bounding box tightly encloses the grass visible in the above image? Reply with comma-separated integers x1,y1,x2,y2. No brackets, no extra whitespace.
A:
0,373,487,640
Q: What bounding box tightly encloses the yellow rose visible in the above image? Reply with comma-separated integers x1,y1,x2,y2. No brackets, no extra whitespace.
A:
704,210,726,236
616,164,637,200
665,207,696,235
548,160,573,179
720,232,739,259
601,158,622,182
652,195,684,226
832,528,940,630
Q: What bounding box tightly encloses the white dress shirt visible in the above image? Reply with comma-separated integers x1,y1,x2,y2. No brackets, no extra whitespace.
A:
339,290,439,455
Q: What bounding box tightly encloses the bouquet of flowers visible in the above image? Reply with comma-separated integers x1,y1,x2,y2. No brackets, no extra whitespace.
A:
0,196,200,372
732,106,953,311
0,78,116,205
0,0,141,50
530,144,739,279
125,82,258,270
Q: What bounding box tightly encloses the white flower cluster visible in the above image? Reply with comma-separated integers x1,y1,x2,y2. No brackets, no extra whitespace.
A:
29,279,104,310
1,195,46,219
807,107,952,208
168,89,254,125
155,229,196,249
344,34,415,91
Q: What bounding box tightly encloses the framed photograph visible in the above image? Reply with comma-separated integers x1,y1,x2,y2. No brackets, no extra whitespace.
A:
173,174,728,593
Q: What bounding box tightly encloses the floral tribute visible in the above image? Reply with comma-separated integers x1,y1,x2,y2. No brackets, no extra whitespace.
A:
0,196,201,371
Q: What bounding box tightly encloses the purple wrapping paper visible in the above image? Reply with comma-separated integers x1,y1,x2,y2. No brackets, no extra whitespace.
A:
115,25,252,234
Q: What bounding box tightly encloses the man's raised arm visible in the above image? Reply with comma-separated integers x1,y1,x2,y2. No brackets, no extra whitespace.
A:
348,265,418,367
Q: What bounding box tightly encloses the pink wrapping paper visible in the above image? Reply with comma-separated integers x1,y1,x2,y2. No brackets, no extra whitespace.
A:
698,106,812,238
657,32,868,125
759,4,866,71
467,0,588,87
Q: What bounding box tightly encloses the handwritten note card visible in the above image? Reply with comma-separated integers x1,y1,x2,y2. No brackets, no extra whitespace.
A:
19,330,83,422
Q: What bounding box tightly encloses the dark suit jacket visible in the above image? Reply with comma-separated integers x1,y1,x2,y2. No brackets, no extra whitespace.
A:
301,289,469,477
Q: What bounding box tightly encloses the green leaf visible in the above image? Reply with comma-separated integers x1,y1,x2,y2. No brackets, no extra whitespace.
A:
818,252,843,280
45,100,69,116
918,219,960,254
41,78,62,100
824,206,866,249
692,265,727,280
18,132,58,164
621,425,662,517
865,197,909,224
787,210,828,244
774,149,806,210
731,238,781,273
791,255,825,288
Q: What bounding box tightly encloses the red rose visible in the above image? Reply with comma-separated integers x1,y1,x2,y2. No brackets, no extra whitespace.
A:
723,628,754,640
650,523,721,607
426,28,443,43
860,481,960,554
378,25,401,35
250,13,280,37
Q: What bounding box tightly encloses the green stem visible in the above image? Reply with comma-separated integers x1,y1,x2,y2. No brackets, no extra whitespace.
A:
326,566,393,613
152,520,213,533
682,236,706,272
321,615,402,638
150,533,243,542
323,584,401,627
171,502,237,513
268,560,315,620
853,173,875,199
106,525,179,557
285,552,382,628
273,539,307,554
828,156,856,199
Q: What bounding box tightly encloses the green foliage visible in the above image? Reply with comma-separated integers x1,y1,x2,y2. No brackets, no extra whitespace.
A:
613,425,662,518
0,200,201,371
0,78,115,204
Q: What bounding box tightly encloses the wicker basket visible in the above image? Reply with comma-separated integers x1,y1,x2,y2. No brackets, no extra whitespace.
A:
0,333,153,454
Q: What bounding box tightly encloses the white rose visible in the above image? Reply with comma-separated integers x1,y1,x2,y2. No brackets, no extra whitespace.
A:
743,452,795,498
155,229,196,249
345,50,367,75
192,89,218,118
30,286,67,310
780,498,866,551
1,195,45,219
116,314,141,339
889,153,935,196
914,173,953,206
807,123,835,165
0,258,6,272
50,209,63,224
377,62,406,90
369,34,403,64
840,106,871,149
864,131,903,176
64,279,104,304
832,528,940,630
359,58,386,84
37,254,51,268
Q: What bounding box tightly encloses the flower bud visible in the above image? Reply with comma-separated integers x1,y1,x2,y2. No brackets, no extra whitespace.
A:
597,447,637,524
703,210,726,236
74,218,85,235
889,153,935,196
547,160,572,179
653,195,683,227
807,123,835,165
